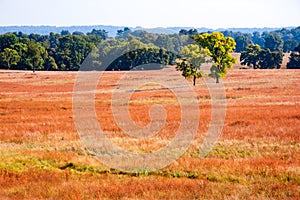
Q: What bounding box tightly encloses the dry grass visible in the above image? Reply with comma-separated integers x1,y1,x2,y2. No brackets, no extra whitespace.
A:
0,68,299,199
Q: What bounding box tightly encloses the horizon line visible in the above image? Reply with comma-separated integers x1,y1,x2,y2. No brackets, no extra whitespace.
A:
0,24,298,30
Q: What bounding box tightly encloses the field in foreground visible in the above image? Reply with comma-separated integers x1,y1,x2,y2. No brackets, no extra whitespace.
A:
0,68,299,199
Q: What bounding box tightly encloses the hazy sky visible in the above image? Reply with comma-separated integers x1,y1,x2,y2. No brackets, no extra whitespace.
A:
0,0,299,28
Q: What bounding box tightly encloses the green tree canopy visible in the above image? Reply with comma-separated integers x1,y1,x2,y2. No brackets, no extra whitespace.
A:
240,44,283,69
264,33,283,52
258,49,283,69
87,29,108,40
283,40,299,53
26,42,47,72
287,43,300,69
252,31,264,47
240,44,261,69
0,48,20,69
235,34,252,52
0,33,19,52
10,42,28,70
193,32,236,83
176,44,206,85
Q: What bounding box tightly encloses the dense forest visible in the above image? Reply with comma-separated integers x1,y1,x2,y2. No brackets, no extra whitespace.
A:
0,26,299,71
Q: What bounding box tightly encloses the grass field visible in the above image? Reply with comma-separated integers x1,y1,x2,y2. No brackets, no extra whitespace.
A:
0,68,299,199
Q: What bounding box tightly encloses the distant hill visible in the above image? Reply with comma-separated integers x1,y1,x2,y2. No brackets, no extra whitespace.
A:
0,25,124,37
0,25,295,37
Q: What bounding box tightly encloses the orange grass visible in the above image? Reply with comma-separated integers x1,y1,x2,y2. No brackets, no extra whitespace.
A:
0,68,299,199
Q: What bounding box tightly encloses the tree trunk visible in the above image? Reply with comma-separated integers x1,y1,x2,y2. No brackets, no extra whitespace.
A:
193,75,196,86
216,75,219,84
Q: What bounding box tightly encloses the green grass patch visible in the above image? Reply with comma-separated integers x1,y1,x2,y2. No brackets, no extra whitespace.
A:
206,142,255,159
0,154,59,172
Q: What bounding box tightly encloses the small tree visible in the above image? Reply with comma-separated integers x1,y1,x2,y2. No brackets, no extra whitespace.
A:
193,32,236,83
0,48,20,69
176,44,206,86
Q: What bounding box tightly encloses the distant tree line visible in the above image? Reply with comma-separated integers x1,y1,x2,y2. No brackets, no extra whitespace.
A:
233,27,300,69
180,27,300,69
0,30,104,71
0,26,299,71
180,27,300,53
0,28,182,71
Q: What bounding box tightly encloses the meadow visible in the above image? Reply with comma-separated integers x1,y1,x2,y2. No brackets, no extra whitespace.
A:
0,68,299,199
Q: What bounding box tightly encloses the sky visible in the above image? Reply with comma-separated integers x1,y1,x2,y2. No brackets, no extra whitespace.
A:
0,0,299,28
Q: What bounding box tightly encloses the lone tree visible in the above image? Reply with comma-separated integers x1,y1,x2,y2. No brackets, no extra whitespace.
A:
176,44,206,86
193,32,236,83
